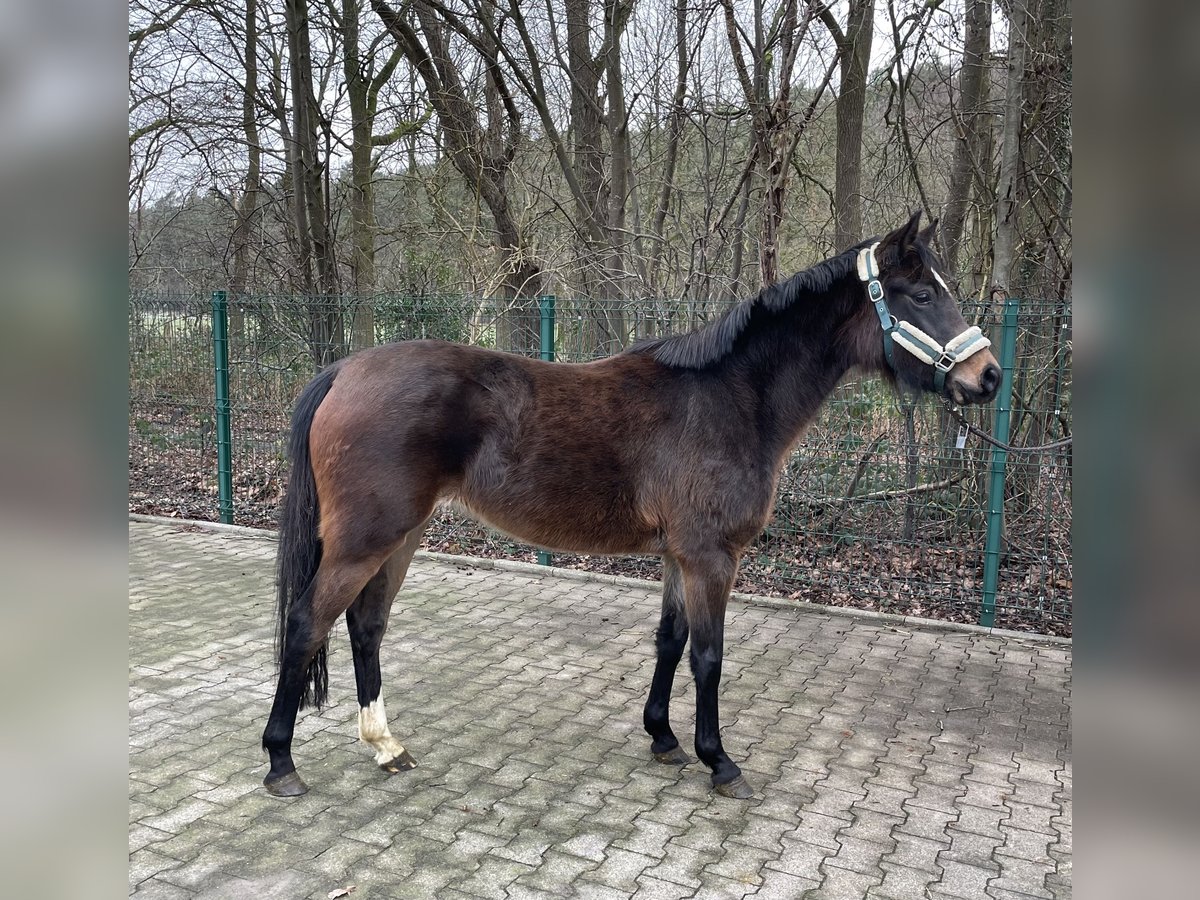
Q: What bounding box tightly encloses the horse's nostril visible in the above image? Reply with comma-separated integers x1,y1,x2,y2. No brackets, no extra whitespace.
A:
981,364,1001,394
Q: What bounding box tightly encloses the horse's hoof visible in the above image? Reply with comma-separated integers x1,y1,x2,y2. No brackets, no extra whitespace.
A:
713,774,754,799
653,746,691,766
264,770,308,797
380,749,418,773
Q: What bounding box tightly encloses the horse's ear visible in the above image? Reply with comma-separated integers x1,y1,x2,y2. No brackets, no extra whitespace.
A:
918,217,939,246
879,209,923,257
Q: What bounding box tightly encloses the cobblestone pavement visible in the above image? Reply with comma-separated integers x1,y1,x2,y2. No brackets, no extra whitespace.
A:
130,520,1071,899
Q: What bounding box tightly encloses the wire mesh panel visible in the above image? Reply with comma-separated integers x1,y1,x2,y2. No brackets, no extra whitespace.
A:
128,291,1071,634
129,292,222,519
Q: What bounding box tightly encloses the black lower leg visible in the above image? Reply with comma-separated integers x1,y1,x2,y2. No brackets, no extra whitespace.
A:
680,551,752,798
689,636,742,788
347,579,388,709
262,608,318,795
643,562,689,760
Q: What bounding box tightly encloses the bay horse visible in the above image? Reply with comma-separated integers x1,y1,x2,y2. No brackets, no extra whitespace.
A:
261,211,1000,799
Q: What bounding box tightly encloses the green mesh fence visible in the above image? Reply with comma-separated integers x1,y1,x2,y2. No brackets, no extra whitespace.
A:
129,291,1071,635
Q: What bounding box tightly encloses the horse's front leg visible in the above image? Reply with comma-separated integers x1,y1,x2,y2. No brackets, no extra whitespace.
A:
680,550,754,799
643,557,691,764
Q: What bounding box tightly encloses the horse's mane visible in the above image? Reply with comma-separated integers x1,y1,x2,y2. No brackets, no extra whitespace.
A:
628,248,862,370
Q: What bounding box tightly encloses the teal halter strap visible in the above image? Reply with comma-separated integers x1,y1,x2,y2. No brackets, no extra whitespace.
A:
857,242,897,369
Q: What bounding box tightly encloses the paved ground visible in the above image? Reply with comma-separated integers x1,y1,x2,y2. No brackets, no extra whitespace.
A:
129,520,1071,899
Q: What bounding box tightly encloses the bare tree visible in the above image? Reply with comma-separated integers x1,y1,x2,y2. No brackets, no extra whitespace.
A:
718,0,837,286
372,0,543,352
821,0,875,251
285,0,345,365
991,0,1025,298
940,0,991,275
343,0,415,349
230,0,262,345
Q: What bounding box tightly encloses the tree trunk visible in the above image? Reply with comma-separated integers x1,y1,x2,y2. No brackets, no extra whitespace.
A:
942,0,991,274
991,0,1026,298
287,0,343,367
649,0,689,295
720,0,822,288
832,0,875,251
344,0,377,351
372,0,542,354
565,0,610,352
603,0,631,346
229,0,261,340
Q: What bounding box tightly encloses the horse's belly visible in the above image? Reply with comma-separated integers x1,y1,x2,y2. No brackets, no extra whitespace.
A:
446,492,662,557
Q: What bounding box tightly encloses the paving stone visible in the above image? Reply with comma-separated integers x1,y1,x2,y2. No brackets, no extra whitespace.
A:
932,859,997,899
882,832,945,878
753,868,822,898
704,841,779,886
990,856,1056,898
640,838,716,890
869,861,941,899
582,846,658,892
129,849,184,890
1007,777,1062,809
128,521,1072,900
765,836,834,881
837,811,901,851
825,834,889,877
129,823,175,855
804,865,884,899
941,828,1003,871
622,874,701,900
452,854,537,899
614,815,687,861
994,824,1056,864
790,811,852,851
512,849,600,893
853,784,914,819
949,801,1008,841
130,876,194,899
1003,800,1059,836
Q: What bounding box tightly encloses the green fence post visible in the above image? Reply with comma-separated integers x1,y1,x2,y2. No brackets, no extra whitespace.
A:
980,297,1019,627
212,290,234,524
537,295,556,566
539,294,556,363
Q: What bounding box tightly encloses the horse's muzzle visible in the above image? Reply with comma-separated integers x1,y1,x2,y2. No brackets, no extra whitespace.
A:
949,352,1002,405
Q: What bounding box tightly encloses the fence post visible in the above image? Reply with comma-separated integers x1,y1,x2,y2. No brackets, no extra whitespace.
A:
537,295,556,566
980,296,1019,627
212,290,234,525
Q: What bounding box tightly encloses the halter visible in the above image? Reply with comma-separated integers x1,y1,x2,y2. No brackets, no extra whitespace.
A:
856,242,991,393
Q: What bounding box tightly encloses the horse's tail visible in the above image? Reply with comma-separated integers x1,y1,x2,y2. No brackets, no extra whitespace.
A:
276,364,339,710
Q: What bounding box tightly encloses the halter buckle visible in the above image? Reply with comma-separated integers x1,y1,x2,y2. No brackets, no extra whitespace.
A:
934,351,956,373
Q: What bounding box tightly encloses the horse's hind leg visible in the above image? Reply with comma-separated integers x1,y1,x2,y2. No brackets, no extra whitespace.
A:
263,546,389,796
347,517,430,773
643,556,691,765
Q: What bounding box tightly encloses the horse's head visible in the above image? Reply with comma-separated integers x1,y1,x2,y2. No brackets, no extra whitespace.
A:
860,211,1001,405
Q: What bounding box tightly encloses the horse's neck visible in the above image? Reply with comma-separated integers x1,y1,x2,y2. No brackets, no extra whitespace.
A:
745,282,860,457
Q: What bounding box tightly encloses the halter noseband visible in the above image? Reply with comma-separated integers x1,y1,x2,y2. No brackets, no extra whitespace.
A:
856,242,991,392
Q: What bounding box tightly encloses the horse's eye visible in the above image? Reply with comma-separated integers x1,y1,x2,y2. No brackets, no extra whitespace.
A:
914,291,931,304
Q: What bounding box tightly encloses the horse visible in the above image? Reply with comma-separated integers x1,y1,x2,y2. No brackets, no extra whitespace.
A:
261,211,1000,800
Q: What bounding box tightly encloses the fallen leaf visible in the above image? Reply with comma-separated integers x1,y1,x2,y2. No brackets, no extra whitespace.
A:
328,886,356,899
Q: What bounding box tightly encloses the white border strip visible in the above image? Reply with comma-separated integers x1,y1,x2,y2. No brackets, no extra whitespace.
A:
128,513,1071,646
